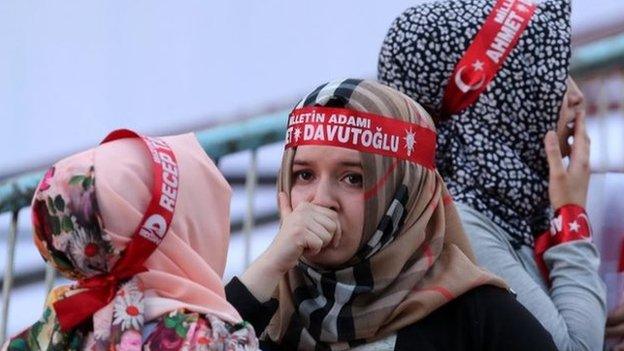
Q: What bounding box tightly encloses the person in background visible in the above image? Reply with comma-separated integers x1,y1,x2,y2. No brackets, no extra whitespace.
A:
3,130,257,350
378,0,606,349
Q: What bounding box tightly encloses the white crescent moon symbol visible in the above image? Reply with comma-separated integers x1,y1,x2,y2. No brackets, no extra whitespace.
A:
454,66,486,93
577,213,593,238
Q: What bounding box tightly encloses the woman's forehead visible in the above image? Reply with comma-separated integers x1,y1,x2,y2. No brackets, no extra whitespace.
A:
293,145,361,166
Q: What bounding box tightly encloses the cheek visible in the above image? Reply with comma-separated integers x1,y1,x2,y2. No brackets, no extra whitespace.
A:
290,185,309,208
340,193,365,241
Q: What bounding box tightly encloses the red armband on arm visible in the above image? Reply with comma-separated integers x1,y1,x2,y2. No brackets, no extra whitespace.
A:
534,204,592,283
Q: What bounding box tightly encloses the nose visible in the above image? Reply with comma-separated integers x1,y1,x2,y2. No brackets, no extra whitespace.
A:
569,90,584,109
567,79,585,108
309,177,340,212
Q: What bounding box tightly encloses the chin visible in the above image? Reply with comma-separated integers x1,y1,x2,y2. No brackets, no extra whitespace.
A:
303,247,352,270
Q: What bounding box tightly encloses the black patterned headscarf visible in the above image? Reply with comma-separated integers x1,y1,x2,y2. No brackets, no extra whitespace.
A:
378,0,571,247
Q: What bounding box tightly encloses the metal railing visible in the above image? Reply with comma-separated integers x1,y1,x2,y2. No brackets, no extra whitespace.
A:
1,32,624,345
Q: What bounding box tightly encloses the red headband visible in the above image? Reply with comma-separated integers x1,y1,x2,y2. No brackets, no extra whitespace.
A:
54,129,179,331
441,0,536,117
285,106,436,170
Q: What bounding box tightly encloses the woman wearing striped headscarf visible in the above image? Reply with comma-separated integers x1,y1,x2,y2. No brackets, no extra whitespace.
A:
224,79,557,350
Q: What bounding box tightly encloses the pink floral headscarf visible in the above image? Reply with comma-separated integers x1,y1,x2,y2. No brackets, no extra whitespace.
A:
5,132,258,351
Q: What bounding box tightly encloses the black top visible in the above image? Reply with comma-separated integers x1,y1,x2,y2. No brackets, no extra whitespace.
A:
225,278,557,350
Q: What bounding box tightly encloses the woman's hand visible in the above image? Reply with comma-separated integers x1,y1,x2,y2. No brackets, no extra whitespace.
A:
264,192,342,273
239,192,341,302
544,110,591,210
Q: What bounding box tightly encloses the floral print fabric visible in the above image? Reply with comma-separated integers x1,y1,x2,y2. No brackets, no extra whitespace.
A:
6,279,257,351
31,164,118,280
7,158,258,350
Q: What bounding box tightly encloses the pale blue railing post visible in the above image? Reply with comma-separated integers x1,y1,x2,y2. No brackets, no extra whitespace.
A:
44,265,56,296
1,211,20,345
570,34,624,75
243,150,258,268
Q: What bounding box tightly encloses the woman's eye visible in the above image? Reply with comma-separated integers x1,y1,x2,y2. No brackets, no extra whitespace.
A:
294,170,313,182
344,173,363,187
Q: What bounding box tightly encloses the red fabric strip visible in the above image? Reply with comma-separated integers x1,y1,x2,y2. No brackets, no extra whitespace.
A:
285,106,436,170
417,286,455,302
441,0,536,117
55,129,179,331
363,159,400,200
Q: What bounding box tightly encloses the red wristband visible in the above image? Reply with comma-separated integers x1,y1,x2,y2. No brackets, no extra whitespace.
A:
534,204,592,283
550,204,592,244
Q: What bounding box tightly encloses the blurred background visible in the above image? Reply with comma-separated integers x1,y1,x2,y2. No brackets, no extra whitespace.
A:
1,0,623,341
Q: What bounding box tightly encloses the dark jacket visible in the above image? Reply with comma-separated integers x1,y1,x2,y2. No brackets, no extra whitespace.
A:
225,277,557,350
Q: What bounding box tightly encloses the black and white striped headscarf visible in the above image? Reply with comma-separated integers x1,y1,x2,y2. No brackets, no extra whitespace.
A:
379,0,571,247
266,79,506,350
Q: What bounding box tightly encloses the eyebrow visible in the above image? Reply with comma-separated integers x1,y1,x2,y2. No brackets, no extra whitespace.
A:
293,160,362,168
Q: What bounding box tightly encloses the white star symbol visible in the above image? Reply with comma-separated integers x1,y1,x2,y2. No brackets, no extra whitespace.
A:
568,220,580,233
403,128,416,156
294,127,302,142
472,60,485,71
550,214,562,236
